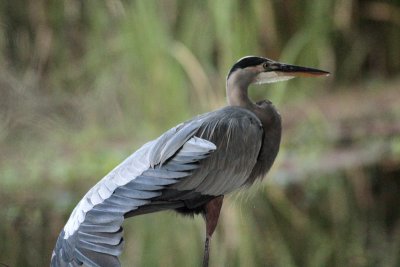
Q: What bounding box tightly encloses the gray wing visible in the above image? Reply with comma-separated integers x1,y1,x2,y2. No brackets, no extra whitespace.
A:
51,106,263,267
51,119,216,267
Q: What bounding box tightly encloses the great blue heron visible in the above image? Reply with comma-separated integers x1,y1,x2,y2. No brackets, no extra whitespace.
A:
51,56,329,267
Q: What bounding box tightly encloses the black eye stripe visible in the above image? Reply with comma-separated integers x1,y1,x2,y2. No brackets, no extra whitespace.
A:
233,57,266,69
228,56,271,78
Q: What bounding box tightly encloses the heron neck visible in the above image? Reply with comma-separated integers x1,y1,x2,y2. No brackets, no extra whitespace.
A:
226,77,253,108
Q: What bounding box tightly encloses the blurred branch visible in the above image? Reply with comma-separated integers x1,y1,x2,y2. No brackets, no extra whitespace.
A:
362,1,400,27
170,42,219,109
276,80,400,183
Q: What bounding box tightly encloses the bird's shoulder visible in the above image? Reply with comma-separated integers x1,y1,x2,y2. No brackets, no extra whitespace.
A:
194,106,262,125
170,106,264,195
189,106,263,142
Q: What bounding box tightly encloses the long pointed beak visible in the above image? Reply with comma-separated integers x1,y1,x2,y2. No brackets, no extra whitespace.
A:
270,62,330,77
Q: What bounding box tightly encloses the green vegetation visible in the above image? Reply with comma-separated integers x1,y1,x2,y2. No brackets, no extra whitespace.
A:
0,1,399,266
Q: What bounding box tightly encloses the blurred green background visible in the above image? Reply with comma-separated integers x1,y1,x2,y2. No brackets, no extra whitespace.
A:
1,0,400,266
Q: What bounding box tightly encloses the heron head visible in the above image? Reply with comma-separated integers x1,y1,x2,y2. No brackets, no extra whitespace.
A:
227,56,330,85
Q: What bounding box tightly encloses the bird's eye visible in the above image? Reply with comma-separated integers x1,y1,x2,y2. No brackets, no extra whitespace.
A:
262,62,269,70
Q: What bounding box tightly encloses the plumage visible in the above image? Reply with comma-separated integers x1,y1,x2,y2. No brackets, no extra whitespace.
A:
52,56,329,267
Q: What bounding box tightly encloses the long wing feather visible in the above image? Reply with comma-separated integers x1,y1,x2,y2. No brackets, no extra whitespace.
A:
51,121,216,267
